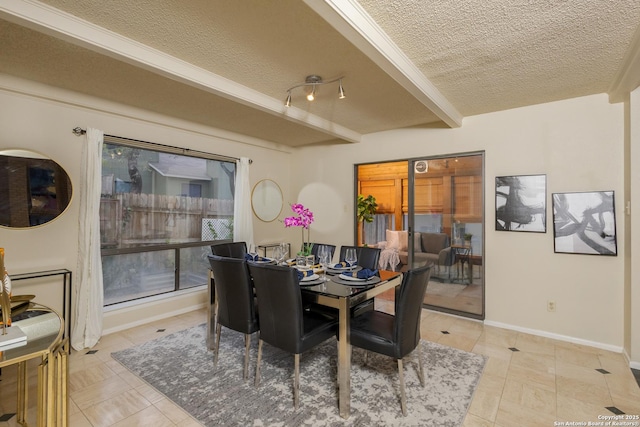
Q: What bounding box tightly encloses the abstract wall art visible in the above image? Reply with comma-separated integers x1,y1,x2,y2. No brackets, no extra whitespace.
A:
552,190,617,255
495,174,546,233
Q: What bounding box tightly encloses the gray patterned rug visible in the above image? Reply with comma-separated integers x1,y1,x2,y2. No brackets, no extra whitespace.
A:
112,323,486,426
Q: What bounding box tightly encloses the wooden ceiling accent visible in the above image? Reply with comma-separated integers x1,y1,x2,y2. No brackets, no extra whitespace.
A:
358,156,482,181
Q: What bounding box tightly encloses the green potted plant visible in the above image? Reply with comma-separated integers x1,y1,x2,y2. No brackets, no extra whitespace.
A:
464,233,473,244
357,194,378,246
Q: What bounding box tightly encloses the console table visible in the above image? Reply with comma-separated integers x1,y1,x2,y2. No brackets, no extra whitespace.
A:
0,304,68,426
256,242,290,258
10,269,71,339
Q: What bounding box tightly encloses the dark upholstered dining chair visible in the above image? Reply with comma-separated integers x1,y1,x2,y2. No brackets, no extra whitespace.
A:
207,255,259,380
349,264,433,416
210,241,247,259
338,245,381,270
247,263,337,409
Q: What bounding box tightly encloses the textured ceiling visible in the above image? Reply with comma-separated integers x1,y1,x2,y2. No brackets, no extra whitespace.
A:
0,0,639,147
358,0,640,115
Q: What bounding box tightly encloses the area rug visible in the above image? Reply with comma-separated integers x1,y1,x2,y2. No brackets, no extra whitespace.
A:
112,323,486,427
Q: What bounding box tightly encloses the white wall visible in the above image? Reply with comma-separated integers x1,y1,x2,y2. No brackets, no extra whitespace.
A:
0,74,293,334
292,94,626,352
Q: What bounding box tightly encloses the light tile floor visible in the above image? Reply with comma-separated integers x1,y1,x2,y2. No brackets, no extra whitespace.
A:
0,304,638,426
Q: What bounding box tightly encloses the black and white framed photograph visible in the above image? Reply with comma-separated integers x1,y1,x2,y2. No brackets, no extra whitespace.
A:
495,174,546,232
552,190,617,255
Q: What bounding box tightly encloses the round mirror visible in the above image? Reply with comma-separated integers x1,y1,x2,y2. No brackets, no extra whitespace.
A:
0,149,73,228
251,179,283,222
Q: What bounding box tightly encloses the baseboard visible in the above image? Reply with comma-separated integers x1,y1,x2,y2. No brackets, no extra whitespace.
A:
102,288,207,335
483,320,624,355
102,302,206,336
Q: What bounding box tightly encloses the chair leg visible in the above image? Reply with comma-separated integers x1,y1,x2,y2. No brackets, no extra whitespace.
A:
417,343,425,387
398,358,407,416
294,353,300,409
243,333,251,381
255,339,263,387
214,323,222,366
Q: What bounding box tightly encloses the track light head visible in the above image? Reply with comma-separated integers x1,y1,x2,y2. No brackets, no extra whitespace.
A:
338,79,345,99
285,92,291,107
307,85,316,101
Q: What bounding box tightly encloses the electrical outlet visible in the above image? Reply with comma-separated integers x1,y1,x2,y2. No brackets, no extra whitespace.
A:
547,301,556,312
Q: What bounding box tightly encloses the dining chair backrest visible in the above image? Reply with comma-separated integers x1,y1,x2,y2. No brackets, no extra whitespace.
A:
247,263,305,354
393,264,433,358
339,245,381,270
207,255,258,334
309,243,336,264
211,242,247,259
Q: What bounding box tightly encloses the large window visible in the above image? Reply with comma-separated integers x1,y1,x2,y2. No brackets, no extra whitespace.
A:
99,138,236,305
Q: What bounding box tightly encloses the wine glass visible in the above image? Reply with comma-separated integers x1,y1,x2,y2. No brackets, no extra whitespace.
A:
272,245,283,265
345,248,357,268
316,244,326,275
319,248,332,281
279,242,289,262
316,245,326,265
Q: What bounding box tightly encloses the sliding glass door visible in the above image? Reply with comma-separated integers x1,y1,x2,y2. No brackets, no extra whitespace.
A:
407,153,484,318
356,153,484,319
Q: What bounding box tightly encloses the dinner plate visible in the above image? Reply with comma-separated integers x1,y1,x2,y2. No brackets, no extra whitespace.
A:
326,265,361,274
331,264,357,271
250,257,274,264
300,274,319,282
331,275,380,286
339,273,374,281
299,280,323,287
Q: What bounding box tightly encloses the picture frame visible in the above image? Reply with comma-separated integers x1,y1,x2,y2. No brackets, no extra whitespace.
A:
552,190,617,255
495,174,546,232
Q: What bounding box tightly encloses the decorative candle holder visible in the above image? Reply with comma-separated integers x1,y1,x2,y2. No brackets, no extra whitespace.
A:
0,248,11,334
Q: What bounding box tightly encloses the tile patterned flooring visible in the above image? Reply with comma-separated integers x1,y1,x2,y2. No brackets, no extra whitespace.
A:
0,303,639,426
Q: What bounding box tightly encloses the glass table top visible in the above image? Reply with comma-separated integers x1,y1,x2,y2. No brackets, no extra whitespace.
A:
0,305,62,365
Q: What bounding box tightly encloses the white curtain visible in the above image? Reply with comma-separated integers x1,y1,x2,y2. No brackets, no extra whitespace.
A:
71,128,104,350
233,157,254,248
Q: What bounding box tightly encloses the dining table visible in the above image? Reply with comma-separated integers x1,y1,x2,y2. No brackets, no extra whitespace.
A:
207,258,403,419
298,267,402,419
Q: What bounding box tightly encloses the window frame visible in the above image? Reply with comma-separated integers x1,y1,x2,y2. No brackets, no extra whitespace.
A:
100,135,237,306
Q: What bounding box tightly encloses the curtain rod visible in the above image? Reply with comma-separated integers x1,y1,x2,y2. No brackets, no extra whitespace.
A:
72,127,252,164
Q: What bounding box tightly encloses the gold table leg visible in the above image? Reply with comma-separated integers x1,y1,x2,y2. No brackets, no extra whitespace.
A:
16,361,27,426
60,348,68,427
38,359,46,427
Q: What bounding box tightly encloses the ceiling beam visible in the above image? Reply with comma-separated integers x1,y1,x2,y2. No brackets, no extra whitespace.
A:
609,23,640,103
305,0,463,128
0,0,362,143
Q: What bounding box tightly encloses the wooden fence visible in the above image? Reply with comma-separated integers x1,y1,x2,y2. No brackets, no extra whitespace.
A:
100,193,233,247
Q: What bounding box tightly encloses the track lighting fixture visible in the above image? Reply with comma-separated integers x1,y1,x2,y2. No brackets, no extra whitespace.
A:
284,75,345,107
